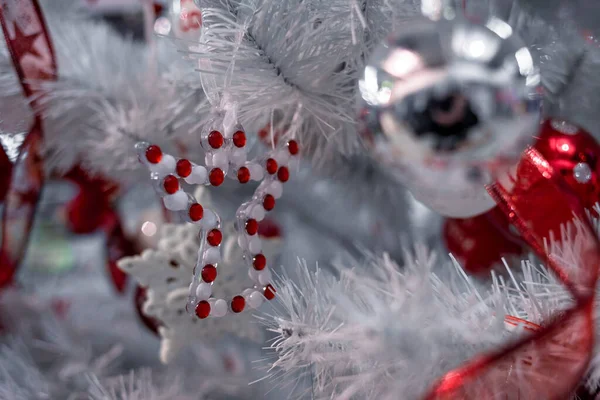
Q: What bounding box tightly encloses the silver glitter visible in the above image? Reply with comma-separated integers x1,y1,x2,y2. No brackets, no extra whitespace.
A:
551,120,578,135
573,162,592,183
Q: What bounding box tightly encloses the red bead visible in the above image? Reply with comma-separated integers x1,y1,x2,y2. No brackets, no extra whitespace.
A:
233,131,246,148
209,168,224,186
208,130,224,149
237,167,250,183
201,264,217,283
195,300,211,319
263,194,275,211
176,159,192,177
146,145,162,164
263,284,276,300
245,219,258,235
231,295,245,313
266,158,278,174
287,140,299,155
277,166,289,182
189,203,203,221
207,229,222,246
253,254,266,270
163,175,179,194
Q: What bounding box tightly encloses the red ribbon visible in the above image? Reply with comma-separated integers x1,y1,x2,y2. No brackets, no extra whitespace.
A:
0,0,56,288
427,147,600,399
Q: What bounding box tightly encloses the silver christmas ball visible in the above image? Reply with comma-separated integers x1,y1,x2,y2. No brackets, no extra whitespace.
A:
358,17,542,218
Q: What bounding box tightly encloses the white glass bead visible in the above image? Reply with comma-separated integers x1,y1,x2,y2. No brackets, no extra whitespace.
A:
212,151,229,171
250,204,266,221
242,288,254,297
149,154,176,176
163,191,188,211
274,150,290,166
249,163,264,181
211,299,228,317
247,291,264,309
195,282,212,300
230,148,247,166
248,236,262,254
185,165,208,184
206,151,216,166
268,181,283,199
248,268,260,283
204,247,221,264
238,234,249,249
257,268,272,286
201,209,218,229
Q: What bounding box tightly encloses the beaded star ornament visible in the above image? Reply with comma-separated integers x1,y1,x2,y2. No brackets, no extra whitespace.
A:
119,114,298,361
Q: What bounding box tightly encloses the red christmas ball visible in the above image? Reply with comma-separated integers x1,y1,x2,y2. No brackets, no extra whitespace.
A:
444,119,600,275
443,207,524,275
535,119,600,212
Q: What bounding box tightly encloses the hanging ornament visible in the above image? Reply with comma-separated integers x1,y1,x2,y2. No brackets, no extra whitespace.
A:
357,11,542,218
443,119,600,275
443,206,523,275
534,119,600,213
119,112,296,361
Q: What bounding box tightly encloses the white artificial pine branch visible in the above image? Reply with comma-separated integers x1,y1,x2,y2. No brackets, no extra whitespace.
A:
0,0,209,182
261,247,509,399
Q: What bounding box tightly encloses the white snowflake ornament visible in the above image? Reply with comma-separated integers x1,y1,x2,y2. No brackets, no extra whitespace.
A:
118,220,283,363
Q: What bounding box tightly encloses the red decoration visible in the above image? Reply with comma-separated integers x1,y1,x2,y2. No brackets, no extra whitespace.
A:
195,300,211,319
266,158,278,174
263,284,276,300
427,146,600,399
237,166,250,183
207,229,222,246
145,145,162,164
209,168,224,186
201,264,217,283
444,119,600,275
252,254,266,270
287,140,299,155
534,120,600,213
208,130,224,149
230,295,245,313
263,194,275,211
0,0,57,289
188,203,203,221
277,166,289,182
176,159,192,177
163,175,179,194
258,125,281,146
245,219,258,235
443,207,523,275
258,218,283,238
233,131,246,148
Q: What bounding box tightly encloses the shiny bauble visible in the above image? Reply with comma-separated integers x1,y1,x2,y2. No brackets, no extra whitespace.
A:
154,0,202,42
443,119,600,275
358,17,542,218
535,119,600,212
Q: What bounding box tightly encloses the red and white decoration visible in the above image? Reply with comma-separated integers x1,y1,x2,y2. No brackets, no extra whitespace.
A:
134,120,299,322
0,0,56,288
